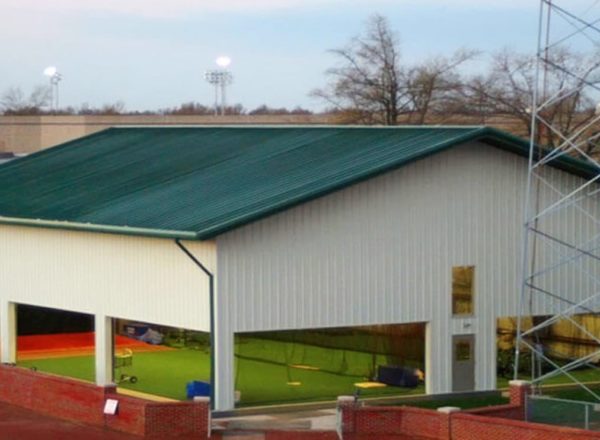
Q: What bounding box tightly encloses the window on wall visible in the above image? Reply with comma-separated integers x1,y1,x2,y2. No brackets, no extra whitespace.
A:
455,340,472,361
452,266,475,316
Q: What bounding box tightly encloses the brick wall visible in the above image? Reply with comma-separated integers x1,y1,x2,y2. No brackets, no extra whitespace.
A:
5,367,599,440
0,365,209,438
337,382,600,440
451,413,600,440
0,364,111,425
143,400,209,439
339,401,600,440
338,396,450,440
355,406,450,439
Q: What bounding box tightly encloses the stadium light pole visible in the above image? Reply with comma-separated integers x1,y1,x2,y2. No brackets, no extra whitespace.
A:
43,66,63,112
204,56,233,116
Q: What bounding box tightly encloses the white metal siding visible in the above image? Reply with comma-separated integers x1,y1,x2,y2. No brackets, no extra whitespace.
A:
216,141,600,394
0,227,214,331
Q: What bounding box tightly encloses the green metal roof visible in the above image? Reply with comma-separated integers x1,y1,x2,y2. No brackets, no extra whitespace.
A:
0,126,595,240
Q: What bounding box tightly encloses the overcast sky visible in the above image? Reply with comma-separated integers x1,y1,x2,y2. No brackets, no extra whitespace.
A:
0,1,596,112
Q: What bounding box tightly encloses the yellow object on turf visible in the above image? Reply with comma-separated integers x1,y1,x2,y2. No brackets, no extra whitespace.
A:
287,381,302,386
354,381,387,389
289,364,320,371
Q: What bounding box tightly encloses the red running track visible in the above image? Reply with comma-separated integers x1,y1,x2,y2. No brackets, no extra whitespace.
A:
18,332,151,351
17,332,170,360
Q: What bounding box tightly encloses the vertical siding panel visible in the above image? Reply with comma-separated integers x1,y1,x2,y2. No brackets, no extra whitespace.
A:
0,228,214,331
215,141,599,393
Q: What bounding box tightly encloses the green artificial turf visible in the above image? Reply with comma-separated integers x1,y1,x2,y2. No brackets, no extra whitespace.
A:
18,344,423,405
20,355,95,382
19,349,210,401
547,385,600,402
235,357,422,406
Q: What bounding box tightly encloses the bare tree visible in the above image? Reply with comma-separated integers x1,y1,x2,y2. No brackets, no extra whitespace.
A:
1,85,51,115
159,102,246,116
29,85,52,109
0,87,26,111
404,49,479,124
100,101,126,115
249,105,312,115
312,14,402,125
312,14,476,125
466,48,600,149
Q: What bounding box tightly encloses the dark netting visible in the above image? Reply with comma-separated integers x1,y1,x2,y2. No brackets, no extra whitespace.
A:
18,304,93,335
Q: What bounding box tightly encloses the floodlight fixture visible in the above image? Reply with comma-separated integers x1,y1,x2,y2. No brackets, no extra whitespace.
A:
204,57,234,116
43,66,63,112
216,56,231,68
43,66,57,77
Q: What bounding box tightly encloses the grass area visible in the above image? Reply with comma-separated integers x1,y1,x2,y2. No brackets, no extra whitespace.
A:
546,385,600,402
20,354,95,382
399,394,508,410
497,368,600,389
235,356,422,406
18,346,423,405
378,370,600,410
19,349,210,400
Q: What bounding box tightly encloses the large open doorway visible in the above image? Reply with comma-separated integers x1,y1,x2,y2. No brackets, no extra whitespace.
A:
112,320,210,400
234,322,426,406
17,304,96,381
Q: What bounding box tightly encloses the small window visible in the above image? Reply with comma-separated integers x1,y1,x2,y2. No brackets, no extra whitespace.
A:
452,266,474,316
455,341,472,361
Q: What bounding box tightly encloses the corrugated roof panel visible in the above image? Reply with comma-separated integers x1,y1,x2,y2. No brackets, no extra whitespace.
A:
0,126,594,239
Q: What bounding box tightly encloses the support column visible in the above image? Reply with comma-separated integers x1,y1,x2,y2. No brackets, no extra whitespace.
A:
425,320,451,394
509,380,531,420
0,301,16,364
482,317,497,391
95,314,114,386
213,326,235,411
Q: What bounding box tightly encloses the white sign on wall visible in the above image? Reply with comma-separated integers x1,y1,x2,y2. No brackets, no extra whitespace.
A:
104,399,119,415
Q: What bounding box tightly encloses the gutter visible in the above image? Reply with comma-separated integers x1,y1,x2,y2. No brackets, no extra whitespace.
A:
174,239,216,411
0,216,198,240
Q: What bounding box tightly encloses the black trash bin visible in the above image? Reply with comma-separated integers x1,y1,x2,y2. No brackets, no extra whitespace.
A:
377,365,419,388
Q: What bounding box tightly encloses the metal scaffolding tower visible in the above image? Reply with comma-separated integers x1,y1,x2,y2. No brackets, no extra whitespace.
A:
516,0,600,399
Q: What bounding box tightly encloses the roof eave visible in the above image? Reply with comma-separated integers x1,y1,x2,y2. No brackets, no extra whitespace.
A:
0,216,198,240
478,127,600,180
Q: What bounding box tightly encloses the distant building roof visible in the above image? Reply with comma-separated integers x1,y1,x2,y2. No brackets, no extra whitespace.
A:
0,126,593,240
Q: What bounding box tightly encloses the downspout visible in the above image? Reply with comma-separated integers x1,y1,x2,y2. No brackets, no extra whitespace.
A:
175,239,215,411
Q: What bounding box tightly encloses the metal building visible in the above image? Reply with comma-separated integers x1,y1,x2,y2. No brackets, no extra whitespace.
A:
0,126,595,411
